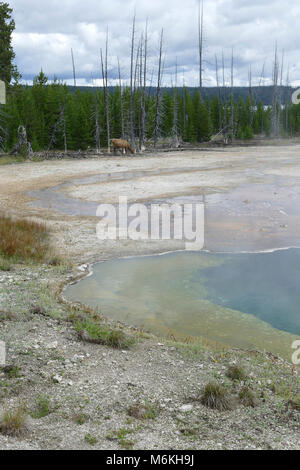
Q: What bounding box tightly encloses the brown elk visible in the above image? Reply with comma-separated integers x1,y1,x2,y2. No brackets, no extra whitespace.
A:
112,138,134,155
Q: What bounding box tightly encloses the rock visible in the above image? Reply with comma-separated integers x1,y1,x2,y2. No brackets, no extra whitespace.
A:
46,341,58,349
179,404,193,413
53,374,62,383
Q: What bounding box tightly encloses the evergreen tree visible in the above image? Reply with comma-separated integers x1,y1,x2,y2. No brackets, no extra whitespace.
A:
0,2,20,84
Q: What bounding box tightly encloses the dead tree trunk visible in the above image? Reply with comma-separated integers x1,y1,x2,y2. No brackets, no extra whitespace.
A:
10,126,33,157
215,55,223,133
172,58,179,147
154,29,164,148
129,14,136,151
47,103,67,151
140,20,148,152
101,30,110,153
117,57,124,139
198,0,204,100
271,43,280,137
230,49,235,139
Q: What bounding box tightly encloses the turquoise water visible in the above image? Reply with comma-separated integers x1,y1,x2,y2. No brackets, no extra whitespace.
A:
202,249,300,336
65,249,300,357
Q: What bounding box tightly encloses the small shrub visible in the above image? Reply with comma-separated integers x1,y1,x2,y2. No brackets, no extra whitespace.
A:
0,405,27,436
73,412,89,425
0,310,17,322
0,257,12,271
238,387,258,408
286,397,300,412
127,402,159,420
4,366,22,379
200,382,233,411
226,365,247,382
31,395,52,419
84,433,97,445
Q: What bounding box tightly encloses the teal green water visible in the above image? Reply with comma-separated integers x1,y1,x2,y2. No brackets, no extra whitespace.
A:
65,249,300,359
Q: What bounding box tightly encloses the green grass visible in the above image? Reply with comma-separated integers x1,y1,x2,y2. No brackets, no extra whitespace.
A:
127,401,159,420
84,433,98,445
0,255,12,271
4,366,22,379
0,155,26,166
30,395,52,419
74,318,135,349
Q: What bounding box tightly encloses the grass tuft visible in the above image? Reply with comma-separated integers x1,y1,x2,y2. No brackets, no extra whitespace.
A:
0,214,51,263
30,395,52,419
75,318,135,349
199,382,234,411
0,405,27,436
127,402,159,420
226,364,247,381
0,256,12,271
238,386,258,408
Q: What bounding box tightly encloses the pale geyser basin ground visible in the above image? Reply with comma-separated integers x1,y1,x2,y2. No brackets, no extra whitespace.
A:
3,144,300,359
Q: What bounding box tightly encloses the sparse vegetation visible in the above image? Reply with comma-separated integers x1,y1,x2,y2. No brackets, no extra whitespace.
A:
238,387,258,408
0,214,51,262
84,433,98,446
127,401,159,420
31,395,52,419
0,256,12,271
106,428,135,449
74,318,135,349
3,365,22,379
73,412,89,425
0,405,27,436
199,382,234,411
226,364,247,382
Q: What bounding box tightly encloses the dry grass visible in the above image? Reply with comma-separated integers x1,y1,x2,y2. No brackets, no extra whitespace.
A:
199,382,234,411
226,365,248,382
0,405,27,436
0,214,51,262
238,387,258,408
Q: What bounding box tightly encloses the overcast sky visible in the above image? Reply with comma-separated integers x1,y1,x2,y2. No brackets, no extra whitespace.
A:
8,0,300,87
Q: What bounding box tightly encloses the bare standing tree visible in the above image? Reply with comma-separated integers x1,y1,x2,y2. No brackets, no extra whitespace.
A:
215,55,222,133
129,13,136,151
230,49,235,139
172,58,179,147
271,43,280,137
248,65,253,126
140,19,148,151
100,28,110,153
258,61,266,134
71,48,77,88
154,28,164,148
117,57,124,139
47,103,67,152
198,0,204,99
91,75,101,153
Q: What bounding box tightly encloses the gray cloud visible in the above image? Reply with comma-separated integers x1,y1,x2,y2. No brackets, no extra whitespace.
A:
8,0,300,87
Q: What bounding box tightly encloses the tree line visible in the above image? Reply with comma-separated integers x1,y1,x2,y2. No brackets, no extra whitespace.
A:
1,72,300,153
1,1,300,154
